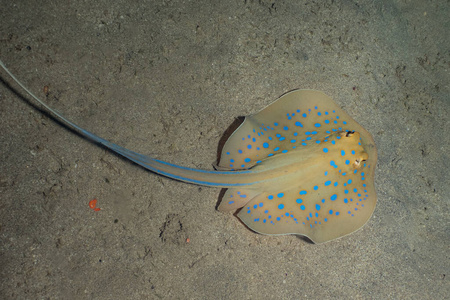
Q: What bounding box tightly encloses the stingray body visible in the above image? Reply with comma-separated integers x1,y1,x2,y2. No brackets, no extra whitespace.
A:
1,60,377,243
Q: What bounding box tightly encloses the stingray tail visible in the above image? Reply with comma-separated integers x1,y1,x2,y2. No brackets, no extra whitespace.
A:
0,60,256,187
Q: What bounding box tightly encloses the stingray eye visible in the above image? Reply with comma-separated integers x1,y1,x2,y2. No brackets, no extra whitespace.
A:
345,130,355,137
354,154,368,168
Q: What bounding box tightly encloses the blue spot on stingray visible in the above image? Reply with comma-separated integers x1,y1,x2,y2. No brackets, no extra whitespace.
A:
314,186,318,190
228,200,234,204
296,199,303,204
299,190,307,195
264,210,269,213
343,121,347,124
345,160,350,165
351,150,356,155
330,160,338,168
330,194,337,201
324,120,330,124
247,145,252,149
295,121,303,127
244,158,251,163
268,195,274,200
324,218,328,222
344,198,348,203
230,159,234,163
263,142,269,148
279,137,286,141
334,182,338,187
324,180,331,186
283,126,288,130
302,113,307,117
291,139,296,143
335,212,340,216
274,122,278,126
226,152,230,155
329,210,333,214
314,123,321,128
276,217,281,221
300,205,305,210
331,140,336,145
341,150,345,156
324,171,328,176
238,149,243,154
323,148,329,153
240,194,247,198
259,202,263,207
316,204,321,211
282,150,288,153
277,193,284,198
318,112,322,116
348,179,353,184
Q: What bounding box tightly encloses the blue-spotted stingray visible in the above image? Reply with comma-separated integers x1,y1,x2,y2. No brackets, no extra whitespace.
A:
1,60,377,243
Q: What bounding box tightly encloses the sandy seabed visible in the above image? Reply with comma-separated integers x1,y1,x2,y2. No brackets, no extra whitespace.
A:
1,1,448,299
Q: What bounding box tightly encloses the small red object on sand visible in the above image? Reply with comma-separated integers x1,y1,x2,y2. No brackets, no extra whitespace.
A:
89,199,101,211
